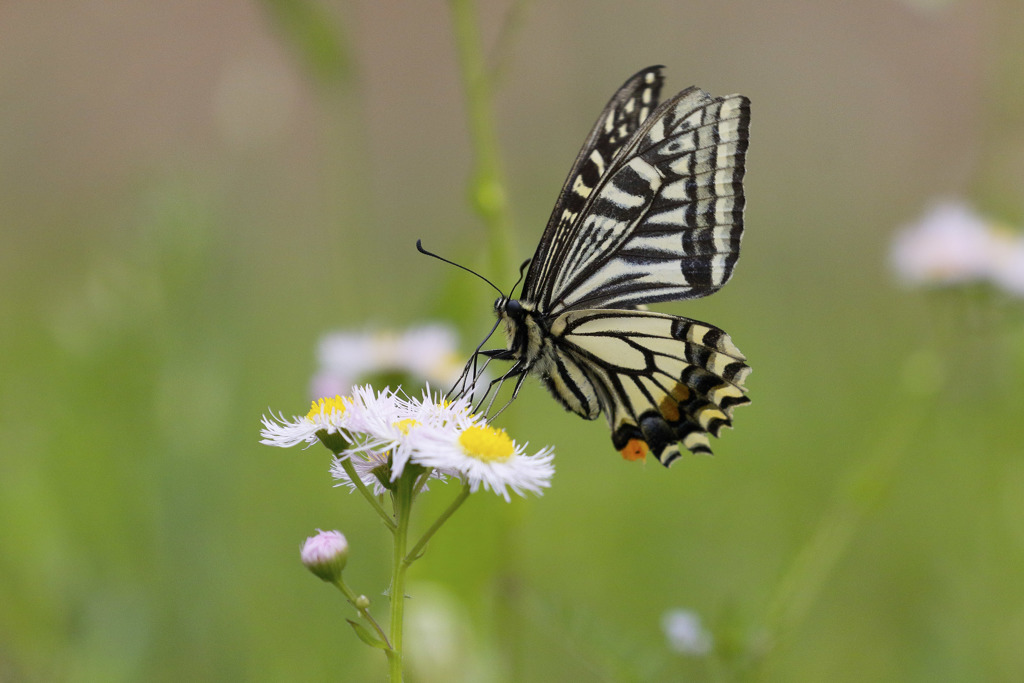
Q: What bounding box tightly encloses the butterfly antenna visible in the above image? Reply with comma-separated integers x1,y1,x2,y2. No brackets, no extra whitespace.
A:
509,258,531,298
416,240,505,298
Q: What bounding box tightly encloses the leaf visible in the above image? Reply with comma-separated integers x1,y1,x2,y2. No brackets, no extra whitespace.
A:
346,619,390,650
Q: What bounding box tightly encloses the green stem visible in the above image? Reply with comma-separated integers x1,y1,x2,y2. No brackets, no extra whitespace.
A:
488,0,529,85
406,484,471,565
334,577,391,650
448,0,516,284
339,457,395,531
387,471,415,681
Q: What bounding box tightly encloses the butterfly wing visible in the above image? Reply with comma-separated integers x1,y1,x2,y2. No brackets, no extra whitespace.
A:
524,66,665,303
548,309,750,465
531,86,751,315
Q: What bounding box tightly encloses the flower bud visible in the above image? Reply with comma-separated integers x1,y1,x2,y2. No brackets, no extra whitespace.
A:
301,529,348,582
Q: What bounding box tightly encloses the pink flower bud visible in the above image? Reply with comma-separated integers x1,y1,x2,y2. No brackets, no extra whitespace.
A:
301,529,348,581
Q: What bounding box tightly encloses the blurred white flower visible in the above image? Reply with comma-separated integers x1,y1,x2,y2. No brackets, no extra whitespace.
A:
662,608,712,656
401,326,465,382
890,200,1024,298
312,324,464,398
988,230,1024,297
890,201,996,286
404,582,490,682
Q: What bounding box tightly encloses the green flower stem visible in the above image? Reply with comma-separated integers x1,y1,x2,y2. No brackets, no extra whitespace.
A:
448,0,516,284
406,483,471,565
333,577,391,650
387,471,415,681
338,457,396,531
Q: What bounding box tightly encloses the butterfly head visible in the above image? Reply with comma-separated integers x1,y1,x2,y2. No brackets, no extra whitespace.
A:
495,297,524,318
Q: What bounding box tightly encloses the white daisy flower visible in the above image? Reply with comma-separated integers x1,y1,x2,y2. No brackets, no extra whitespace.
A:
342,385,488,481
342,385,425,478
331,450,447,496
400,386,479,431
406,422,555,502
260,395,352,449
890,200,996,286
330,451,393,495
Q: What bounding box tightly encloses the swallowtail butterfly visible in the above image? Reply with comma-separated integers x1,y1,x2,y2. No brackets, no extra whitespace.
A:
461,66,751,466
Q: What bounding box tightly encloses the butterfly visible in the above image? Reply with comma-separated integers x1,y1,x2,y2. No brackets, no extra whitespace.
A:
455,66,751,466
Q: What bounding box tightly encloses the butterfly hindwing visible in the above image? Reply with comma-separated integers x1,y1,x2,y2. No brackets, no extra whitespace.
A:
549,309,750,465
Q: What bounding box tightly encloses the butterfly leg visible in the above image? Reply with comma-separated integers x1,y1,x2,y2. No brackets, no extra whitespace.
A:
475,361,527,417
488,371,530,420
448,318,504,402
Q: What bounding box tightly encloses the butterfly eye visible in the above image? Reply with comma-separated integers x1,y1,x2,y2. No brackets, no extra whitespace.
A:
504,299,523,316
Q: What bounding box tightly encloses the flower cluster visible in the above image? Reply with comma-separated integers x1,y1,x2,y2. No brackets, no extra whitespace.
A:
261,386,555,501
890,200,1024,296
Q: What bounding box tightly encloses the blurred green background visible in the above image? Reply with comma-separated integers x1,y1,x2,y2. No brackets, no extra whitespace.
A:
3,1,1024,681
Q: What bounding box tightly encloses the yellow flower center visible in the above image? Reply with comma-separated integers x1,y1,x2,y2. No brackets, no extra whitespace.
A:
395,418,419,434
458,425,514,462
307,395,348,420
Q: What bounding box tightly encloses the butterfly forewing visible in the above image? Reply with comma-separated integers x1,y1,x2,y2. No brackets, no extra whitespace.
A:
542,90,750,314
524,67,664,305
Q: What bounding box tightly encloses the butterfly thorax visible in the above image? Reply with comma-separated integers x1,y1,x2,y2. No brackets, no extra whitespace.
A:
494,297,548,367
492,297,604,422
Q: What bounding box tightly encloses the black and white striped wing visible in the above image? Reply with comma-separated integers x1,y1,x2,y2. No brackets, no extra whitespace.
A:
550,309,751,466
525,67,664,302
527,83,751,315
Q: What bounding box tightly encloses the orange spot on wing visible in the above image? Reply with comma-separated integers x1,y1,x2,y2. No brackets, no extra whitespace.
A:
619,439,648,462
658,383,689,422
659,396,680,422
